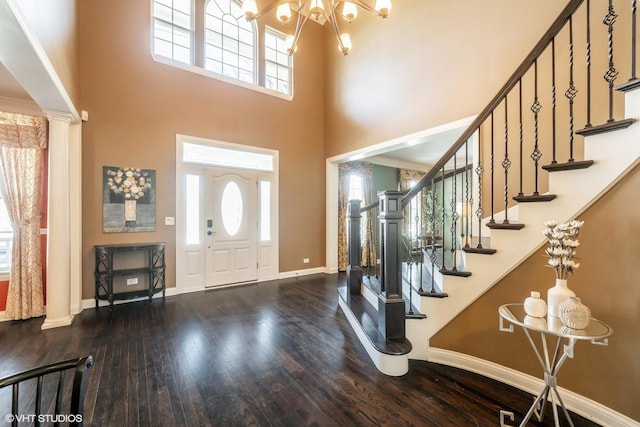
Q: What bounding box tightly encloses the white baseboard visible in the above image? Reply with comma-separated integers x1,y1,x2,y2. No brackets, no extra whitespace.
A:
0,310,8,322
428,347,640,427
278,266,326,279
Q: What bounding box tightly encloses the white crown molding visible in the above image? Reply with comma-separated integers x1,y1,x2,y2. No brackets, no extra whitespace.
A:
0,95,43,116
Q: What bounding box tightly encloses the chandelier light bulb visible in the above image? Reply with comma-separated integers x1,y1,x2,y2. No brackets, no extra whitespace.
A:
309,0,325,19
342,2,358,22
339,33,352,55
375,0,392,18
242,0,258,19
276,3,292,24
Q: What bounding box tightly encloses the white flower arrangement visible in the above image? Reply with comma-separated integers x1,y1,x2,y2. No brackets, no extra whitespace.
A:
543,219,584,279
106,167,152,200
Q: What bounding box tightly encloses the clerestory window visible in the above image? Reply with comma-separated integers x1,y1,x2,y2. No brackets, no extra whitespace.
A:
151,0,293,97
264,27,292,95
205,0,256,84
152,0,193,65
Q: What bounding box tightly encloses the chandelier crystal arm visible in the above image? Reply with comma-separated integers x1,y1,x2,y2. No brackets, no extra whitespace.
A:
242,0,280,21
287,10,311,55
328,8,350,55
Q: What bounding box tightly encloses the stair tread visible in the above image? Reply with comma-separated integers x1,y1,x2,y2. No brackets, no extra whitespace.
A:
337,286,413,356
542,159,594,172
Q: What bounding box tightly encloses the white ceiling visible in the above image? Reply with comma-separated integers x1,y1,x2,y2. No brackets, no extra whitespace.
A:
0,61,32,101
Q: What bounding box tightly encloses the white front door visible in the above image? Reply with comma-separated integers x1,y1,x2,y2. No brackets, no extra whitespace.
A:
205,168,258,287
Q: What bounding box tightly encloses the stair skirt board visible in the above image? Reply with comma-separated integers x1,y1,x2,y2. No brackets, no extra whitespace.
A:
337,295,409,376
428,348,640,427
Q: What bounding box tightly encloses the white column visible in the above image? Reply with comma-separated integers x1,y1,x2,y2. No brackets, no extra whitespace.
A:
41,111,73,329
69,122,83,314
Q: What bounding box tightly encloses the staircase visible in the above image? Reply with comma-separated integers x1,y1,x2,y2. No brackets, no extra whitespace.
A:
406,90,640,360
338,0,640,377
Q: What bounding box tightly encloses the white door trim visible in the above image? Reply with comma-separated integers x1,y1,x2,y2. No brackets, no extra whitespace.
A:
325,116,476,273
176,135,279,294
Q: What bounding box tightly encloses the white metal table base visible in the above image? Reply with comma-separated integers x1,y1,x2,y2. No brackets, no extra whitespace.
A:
498,315,608,427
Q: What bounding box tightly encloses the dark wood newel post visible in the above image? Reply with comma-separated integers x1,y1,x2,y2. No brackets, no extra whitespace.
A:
346,199,363,296
378,191,406,340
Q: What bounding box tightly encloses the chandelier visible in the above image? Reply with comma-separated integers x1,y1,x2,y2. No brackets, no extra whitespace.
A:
241,0,392,55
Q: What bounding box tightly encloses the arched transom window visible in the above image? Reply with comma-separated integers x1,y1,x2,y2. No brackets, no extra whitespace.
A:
205,0,256,85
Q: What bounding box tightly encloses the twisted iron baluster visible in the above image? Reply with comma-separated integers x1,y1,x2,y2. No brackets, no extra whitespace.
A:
502,96,511,224
428,179,438,293
531,59,543,195
566,16,578,162
603,0,619,123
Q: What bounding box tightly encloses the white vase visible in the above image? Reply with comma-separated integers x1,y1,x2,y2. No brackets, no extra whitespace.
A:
124,199,137,222
558,297,591,329
547,278,575,318
524,291,547,318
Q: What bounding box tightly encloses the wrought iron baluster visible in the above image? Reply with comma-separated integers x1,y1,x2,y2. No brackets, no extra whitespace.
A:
489,112,496,224
566,16,578,162
475,137,485,249
552,38,559,161
464,140,471,248
531,59,543,194
441,165,446,270
425,178,446,297
632,0,638,81
603,0,619,123
450,154,459,272
502,96,511,224
517,79,524,197
586,0,593,128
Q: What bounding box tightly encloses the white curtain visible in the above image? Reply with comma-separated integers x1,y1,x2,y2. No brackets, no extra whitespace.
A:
0,112,47,320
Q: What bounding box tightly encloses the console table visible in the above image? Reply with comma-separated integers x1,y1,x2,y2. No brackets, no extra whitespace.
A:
498,303,612,427
94,242,166,310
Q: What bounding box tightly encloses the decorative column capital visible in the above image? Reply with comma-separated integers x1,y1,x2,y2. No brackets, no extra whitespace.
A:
44,110,74,124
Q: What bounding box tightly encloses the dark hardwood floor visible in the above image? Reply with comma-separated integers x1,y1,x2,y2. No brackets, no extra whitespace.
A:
0,273,600,426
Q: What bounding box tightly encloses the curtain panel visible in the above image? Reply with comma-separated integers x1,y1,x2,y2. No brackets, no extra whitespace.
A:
338,161,375,271
0,112,47,320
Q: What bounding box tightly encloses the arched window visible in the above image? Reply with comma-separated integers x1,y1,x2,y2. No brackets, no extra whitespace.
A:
152,0,193,64
205,0,257,84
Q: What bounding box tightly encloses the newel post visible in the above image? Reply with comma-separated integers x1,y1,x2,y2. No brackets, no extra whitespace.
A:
346,199,363,296
378,191,406,340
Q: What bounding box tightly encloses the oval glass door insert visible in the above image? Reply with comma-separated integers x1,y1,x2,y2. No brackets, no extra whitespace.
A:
221,181,243,236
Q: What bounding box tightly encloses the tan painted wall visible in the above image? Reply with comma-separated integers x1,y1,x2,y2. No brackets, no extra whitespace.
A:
431,163,640,420
16,0,80,107
324,0,567,157
78,0,325,296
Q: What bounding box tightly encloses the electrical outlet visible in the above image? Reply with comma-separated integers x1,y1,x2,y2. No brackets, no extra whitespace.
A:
165,216,175,226
126,278,138,286
303,258,310,264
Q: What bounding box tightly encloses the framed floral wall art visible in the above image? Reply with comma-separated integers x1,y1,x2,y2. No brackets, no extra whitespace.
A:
102,166,156,233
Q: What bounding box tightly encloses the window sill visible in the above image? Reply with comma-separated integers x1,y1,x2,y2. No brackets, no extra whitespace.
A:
0,272,9,282
151,54,294,101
